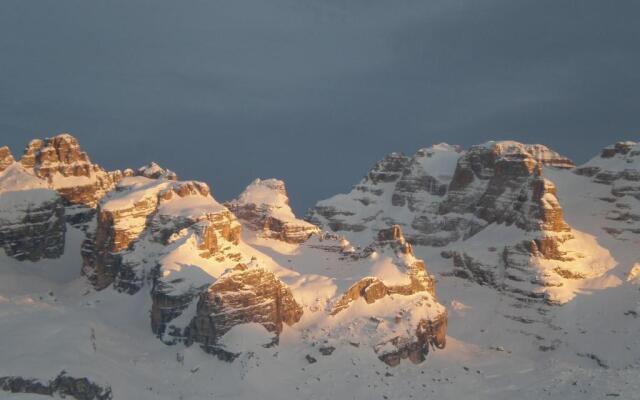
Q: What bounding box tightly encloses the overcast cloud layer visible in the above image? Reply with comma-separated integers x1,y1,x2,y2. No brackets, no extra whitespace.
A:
1,0,639,212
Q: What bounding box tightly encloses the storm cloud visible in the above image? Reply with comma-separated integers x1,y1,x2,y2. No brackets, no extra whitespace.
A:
1,0,639,211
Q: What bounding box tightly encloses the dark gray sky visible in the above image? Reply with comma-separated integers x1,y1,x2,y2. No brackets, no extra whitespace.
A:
1,0,639,213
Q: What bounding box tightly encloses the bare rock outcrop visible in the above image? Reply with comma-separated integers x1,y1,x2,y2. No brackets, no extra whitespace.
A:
442,142,570,232
228,178,319,243
15,134,120,225
330,226,447,366
83,177,241,293
440,142,573,258
333,226,435,314
0,148,68,262
79,175,246,348
20,134,117,207
0,146,14,172
0,188,66,261
575,141,640,240
0,133,116,261
309,142,604,304
186,263,303,357
137,162,177,180
376,312,447,366
307,144,464,238
309,141,574,249
0,373,112,400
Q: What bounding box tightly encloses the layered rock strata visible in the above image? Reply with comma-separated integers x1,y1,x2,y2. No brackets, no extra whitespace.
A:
82,177,241,293
331,226,447,366
0,188,66,261
575,141,640,240
19,134,119,224
0,373,112,400
0,151,67,261
186,263,303,357
228,178,319,243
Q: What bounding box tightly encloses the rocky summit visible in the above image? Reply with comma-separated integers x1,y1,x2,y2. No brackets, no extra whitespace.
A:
0,133,447,366
1,133,639,400
308,140,617,304
227,178,320,243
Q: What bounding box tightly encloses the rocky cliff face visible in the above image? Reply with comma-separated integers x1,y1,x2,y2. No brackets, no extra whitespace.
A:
307,144,463,243
18,134,118,224
137,162,177,180
77,174,251,348
0,146,14,172
332,226,435,314
309,141,572,248
186,262,303,358
0,133,450,368
0,154,67,261
310,141,614,304
82,177,241,293
329,226,447,366
440,142,573,256
0,188,66,261
0,134,122,261
228,178,320,243
575,141,640,241
0,373,112,400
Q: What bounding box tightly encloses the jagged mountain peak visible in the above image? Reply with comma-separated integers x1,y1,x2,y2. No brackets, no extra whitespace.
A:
573,140,640,242
473,140,575,168
309,140,617,304
599,140,638,158
235,178,290,208
228,178,320,243
3,134,640,399
577,140,640,175
6,133,119,212
20,132,90,171
137,161,178,180
0,146,14,172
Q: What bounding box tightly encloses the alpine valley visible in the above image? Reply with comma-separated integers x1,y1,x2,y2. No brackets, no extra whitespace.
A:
0,134,639,399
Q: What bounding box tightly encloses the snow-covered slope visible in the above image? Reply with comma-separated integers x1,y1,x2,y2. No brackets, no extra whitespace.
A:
0,162,66,261
309,141,615,303
1,134,639,400
0,134,451,399
305,139,640,398
227,178,320,243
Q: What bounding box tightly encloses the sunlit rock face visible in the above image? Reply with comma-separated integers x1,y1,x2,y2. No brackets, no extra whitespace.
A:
0,134,113,261
310,141,615,304
310,141,573,249
82,177,241,293
228,178,320,243
442,142,570,229
333,226,435,314
575,141,640,240
441,143,616,304
330,226,447,366
0,146,14,172
306,144,464,241
17,134,119,224
186,262,303,358
435,143,585,302
77,174,248,348
441,142,573,257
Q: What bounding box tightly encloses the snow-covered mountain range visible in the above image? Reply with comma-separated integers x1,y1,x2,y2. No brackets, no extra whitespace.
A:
0,134,638,399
